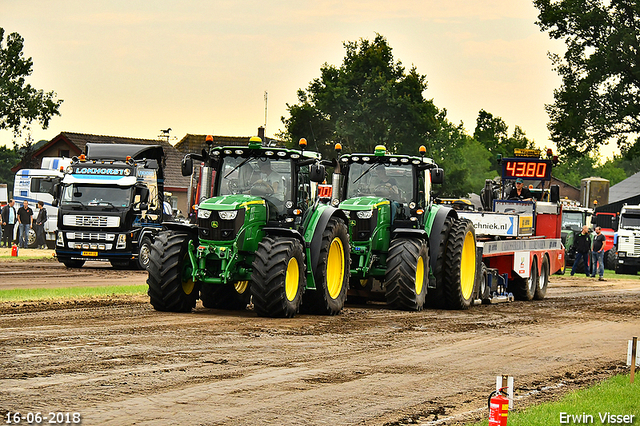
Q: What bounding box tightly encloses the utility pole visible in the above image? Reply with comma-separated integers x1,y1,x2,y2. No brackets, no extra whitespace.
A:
264,91,268,135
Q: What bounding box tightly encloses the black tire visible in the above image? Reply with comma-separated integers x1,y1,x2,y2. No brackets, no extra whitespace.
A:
605,249,616,270
252,237,305,318
426,216,454,308
384,238,428,311
443,218,477,310
479,263,491,303
513,256,538,301
301,217,350,315
201,281,250,310
147,231,199,312
137,236,153,270
62,259,85,268
534,255,550,300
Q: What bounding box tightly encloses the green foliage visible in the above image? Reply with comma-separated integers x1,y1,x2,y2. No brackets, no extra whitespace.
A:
0,143,19,193
534,0,640,159
0,27,63,137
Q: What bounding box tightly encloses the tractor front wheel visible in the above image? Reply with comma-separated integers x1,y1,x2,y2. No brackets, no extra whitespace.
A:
251,237,305,318
385,238,428,311
443,218,477,310
147,231,199,312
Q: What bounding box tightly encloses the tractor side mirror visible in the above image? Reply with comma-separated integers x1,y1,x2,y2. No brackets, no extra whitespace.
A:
430,168,444,184
310,164,325,183
181,157,193,176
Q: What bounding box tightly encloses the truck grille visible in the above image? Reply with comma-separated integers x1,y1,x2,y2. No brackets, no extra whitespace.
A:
198,210,245,241
66,232,116,241
63,215,120,228
351,211,378,241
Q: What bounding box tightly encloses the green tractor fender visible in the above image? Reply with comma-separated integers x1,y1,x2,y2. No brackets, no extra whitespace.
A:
263,227,305,246
425,204,458,272
392,228,428,240
306,205,349,286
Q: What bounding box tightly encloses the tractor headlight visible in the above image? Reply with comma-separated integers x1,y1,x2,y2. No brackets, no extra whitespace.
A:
356,210,373,219
218,210,238,220
198,209,212,219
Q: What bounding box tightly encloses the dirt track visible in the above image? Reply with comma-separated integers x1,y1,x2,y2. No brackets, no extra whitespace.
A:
1,258,639,425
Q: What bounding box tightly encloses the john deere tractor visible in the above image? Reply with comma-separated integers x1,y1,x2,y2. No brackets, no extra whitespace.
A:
333,145,478,310
147,136,350,318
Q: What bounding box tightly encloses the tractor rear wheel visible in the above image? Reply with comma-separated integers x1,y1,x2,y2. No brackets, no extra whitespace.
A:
513,256,538,301
534,255,549,300
385,238,428,311
426,216,454,308
147,231,199,312
605,249,616,270
443,218,477,310
301,217,350,315
201,281,250,310
251,237,305,318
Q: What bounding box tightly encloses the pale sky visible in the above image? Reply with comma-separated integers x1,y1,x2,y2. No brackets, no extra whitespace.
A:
2,0,571,154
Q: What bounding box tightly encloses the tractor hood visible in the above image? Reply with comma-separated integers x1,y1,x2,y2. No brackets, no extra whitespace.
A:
339,196,389,211
199,194,266,211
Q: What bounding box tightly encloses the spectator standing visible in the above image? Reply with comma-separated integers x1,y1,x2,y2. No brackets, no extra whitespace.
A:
570,225,591,277
1,199,17,247
17,200,33,249
590,226,606,281
35,201,48,249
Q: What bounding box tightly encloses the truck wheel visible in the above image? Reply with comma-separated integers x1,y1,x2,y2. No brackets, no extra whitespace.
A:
137,236,153,270
302,217,350,315
605,250,616,270
201,281,250,310
28,228,37,248
252,237,305,318
147,231,198,312
426,216,454,308
513,257,538,301
385,238,428,311
443,218,477,310
534,255,549,300
63,259,85,268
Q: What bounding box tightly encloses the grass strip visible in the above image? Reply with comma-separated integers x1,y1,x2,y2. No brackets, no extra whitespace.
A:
472,373,640,425
0,285,148,301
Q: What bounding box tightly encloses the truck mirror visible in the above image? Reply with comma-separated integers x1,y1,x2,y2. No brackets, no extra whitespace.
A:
139,202,149,211
612,217,618,230
550,185,560,203
310,164,325,183
137,186,150,203
430,168,444,184
52,199,59,207
181,157,193,176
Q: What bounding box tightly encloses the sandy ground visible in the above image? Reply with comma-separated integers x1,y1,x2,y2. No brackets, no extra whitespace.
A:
0,258,639,425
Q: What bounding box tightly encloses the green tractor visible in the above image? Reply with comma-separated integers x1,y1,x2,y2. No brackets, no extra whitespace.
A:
147,136,350,318
333,144,478,310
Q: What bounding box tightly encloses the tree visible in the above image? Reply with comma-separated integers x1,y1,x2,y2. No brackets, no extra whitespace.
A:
0,27,63,137
0,143,19,193
534,0,640,158
281,34,440,158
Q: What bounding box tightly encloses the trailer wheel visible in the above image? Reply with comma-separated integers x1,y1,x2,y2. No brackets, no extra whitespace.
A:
605,249,616,270
479,263,491,303
301,217,350,315
252,237,305,318
534,255,549,300
385,238,429,311
201,282,250,310
137,236,153,270
426,216,454,308
513,257,538,301
443,218,477,310
147,231,199,312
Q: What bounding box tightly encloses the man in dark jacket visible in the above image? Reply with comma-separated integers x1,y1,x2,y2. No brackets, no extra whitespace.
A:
1,199,17,247
570,225,591,277
35,201,48,249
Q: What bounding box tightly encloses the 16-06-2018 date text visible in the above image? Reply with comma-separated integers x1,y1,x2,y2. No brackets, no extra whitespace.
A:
4,412,81,424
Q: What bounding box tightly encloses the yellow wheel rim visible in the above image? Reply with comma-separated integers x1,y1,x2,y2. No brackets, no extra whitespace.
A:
326,237,345,299
182,254,195,295
415,256,424,295
460,230,476,300
234,281,249,294
285,257,299,302
359,279,368,287
182,278,195,295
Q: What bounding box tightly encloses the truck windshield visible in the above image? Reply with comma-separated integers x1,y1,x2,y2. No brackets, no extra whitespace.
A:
620,213,640,230
217,156,292,214
561,212,584,229
61,184,132,208
346,163,413,203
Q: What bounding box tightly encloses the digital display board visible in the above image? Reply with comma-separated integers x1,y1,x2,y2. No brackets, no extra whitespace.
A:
502,158,552,180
